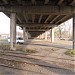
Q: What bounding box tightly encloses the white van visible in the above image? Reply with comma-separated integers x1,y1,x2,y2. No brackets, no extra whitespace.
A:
8,37,24,44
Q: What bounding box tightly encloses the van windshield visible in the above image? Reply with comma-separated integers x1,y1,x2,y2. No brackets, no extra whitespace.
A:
17,37,23,40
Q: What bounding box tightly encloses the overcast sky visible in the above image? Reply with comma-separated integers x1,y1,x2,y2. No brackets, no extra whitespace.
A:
0,12,22,34
0,12,10,34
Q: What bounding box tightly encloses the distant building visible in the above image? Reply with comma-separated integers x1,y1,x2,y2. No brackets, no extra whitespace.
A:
0,34,9,39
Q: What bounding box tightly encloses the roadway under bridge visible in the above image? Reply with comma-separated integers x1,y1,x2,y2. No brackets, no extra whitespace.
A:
0,0,75,50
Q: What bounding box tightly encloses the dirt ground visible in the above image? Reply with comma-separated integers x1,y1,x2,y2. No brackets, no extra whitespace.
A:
0,39,75,75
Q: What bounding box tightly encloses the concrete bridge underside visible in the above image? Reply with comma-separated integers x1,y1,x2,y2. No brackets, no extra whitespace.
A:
0,0,75,50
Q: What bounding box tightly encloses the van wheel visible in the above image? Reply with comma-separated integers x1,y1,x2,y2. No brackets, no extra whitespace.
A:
17,42,19,44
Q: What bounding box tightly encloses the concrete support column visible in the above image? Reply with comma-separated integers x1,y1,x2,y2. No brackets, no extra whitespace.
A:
51,28,54,42
10,13,16,50
73,15,75,49
39,34,42,39
23,27,28,42
41,33,44,39
45,31,47,40
41,34,43,39
26,31,28,40
23,27,26,43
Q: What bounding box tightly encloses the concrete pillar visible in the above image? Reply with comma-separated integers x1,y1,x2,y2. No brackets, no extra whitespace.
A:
41,34,43,39
39,34,42,39
10,13,16,50
23,27,26,43
41,33,44,39
26,31,28,40
51,28,54,42
45,31,47,40
23,27,28,42
73,15,75,49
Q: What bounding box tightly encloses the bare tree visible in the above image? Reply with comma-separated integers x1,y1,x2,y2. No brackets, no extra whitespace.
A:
54,18,72,39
